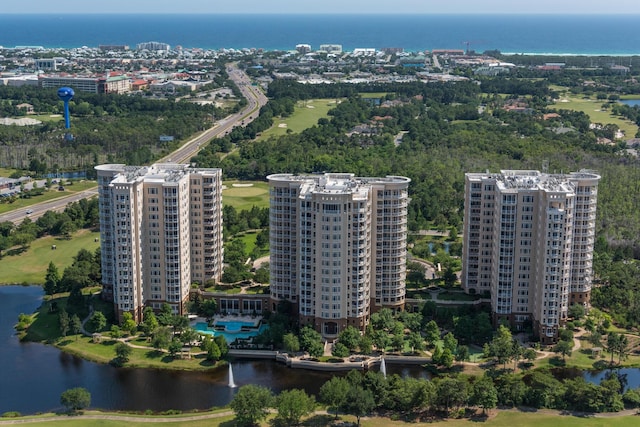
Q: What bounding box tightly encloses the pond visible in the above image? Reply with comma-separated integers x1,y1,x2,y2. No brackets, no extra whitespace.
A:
0,286,425,414
619,99,640,107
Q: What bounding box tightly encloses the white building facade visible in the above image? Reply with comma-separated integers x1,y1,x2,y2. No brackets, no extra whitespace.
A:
268,173,410,337
462,170,600,343
96,163,223,322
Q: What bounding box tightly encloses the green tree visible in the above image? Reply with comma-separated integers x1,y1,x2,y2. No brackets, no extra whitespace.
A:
141,307,159,336
283,332,300,353
168,338,183,357
60,387,91,413
371,329,391,353
202,336,221,361
110,325,123,339
121,312,137,336
424,320,440,346
198,299,218,317
332,342,350,358
456,345,470,362
214,335,229,358
359,335,373,354
523,348,537,365
275,388,316,426
568,304,586,320
485,325,514,368
443,332,458,353
114,342,132,364
152,326,172,350
338,325,361,351
607,332,621,364
553,340,573,362
70,314,82,339
230,384,274,427
43,262,60,295
88,311,106,333
342,386,376,426
471,376,498,414
320,376,350,419
59,309,70,337
435,376,468,413
407,331,425,352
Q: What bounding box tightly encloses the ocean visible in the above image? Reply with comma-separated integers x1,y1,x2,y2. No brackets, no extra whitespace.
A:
0,14,639,55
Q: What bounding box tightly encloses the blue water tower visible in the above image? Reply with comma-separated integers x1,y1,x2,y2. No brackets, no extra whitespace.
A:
57,87,74,129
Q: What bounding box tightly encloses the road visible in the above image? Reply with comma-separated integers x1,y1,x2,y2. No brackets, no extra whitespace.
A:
162,64,268,164
0,64,268,225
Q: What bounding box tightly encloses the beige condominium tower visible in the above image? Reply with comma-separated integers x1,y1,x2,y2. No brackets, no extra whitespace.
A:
96,163,223,322
268,173,410,338
462,170,600,344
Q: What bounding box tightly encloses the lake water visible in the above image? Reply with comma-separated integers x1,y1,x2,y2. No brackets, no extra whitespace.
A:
4,286,640,415
619,99,640,107
0,286,424,414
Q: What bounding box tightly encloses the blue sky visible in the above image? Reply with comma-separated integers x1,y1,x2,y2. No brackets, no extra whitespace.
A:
4,0,640,14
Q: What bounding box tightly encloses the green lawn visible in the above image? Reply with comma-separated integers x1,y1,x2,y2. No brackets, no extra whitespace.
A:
5,409,640,427
257,99,336,139
222,181,269,211
238,231,258,254
551,91,638,138
0,167,18,177
0,229,100,285
0,180,97,214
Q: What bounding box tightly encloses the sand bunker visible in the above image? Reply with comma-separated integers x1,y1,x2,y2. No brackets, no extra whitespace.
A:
0,117,42,126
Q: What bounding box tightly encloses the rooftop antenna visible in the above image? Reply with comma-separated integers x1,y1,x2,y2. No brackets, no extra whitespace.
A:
57,86,75,141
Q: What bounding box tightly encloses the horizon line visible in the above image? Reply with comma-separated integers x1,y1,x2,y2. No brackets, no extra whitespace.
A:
3,12,640,15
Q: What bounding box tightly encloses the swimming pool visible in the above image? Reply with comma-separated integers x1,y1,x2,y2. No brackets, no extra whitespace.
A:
214,320,259,332
194,321,268,343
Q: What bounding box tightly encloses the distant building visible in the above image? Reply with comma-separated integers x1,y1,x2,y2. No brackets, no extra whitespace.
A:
462,170,600,344
319,44,343,54
98,44,130,51
96,163,224,322
39,74,131,94
381,47,404,55
352,48,376,57
296,44,312,54
35,58,57,71
268,173,410,338
136,41,170,51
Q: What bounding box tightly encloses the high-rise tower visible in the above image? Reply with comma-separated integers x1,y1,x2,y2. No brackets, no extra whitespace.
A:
268,173,410,337
462,170,600,343
96,163,223,322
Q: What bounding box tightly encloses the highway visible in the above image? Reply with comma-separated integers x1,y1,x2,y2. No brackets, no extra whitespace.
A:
0,64,268,225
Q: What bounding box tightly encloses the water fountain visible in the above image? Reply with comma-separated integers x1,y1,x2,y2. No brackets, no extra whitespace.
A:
228,364,237,388
380,357,387,378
